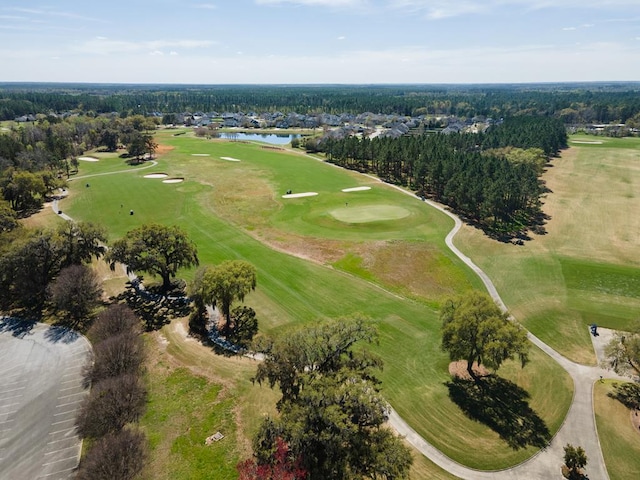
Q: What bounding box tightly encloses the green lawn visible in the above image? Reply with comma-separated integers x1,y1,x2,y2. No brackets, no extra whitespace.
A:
594,381,640,480
456,135,640,364
140,365,240,480
63,132,573,471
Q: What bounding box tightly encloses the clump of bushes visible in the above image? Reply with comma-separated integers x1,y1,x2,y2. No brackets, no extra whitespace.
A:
75,304,148,479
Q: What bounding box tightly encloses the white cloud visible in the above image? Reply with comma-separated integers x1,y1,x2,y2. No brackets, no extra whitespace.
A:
563,27,577,31
388,0,640,20
193,3,217,9
74,38,215,55
1,39,638,83
150,50,164,56
170,51,179,55
7,6,104,23
255,0,368,7
337,35,346,40
0,15,27,20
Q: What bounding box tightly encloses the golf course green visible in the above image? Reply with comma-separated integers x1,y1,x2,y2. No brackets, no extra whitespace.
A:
62,129,574,472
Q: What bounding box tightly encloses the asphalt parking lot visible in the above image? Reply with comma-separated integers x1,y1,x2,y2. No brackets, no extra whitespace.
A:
0,319,91,480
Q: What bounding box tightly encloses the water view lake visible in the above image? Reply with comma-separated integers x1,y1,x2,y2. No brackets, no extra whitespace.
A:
219,132,300,145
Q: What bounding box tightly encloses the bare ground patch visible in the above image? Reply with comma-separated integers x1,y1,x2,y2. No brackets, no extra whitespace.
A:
449,361,489,380
256,229,347,265
154,144,174,156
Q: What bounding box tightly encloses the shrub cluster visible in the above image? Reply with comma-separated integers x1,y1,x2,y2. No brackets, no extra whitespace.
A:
75,304,148,479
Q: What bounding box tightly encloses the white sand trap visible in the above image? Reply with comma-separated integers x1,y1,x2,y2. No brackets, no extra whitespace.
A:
342,186,372,192
570,140,603,144
78,156,99,162
163,178,184,184
191,153,211,156
220,156,241,162
144,173,168,179
282,192,318,199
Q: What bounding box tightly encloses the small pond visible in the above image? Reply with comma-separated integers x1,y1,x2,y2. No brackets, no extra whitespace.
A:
219,132,301,145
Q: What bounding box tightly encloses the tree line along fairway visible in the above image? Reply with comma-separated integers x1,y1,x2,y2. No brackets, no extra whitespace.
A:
61,131,573,470
455,134,640,365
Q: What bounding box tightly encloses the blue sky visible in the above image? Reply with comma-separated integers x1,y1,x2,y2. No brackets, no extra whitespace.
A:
1,0,639,84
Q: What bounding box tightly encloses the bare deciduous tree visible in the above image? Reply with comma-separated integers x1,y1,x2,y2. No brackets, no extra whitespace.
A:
76,428,147,480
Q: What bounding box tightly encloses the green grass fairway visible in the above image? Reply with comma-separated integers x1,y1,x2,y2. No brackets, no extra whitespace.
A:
62,132,573,470
330,204,411,223
456,135,640,364
594,381,640,480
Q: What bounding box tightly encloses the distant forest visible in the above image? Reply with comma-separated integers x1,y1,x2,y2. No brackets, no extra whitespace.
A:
1,82,640,124
0,83,635,240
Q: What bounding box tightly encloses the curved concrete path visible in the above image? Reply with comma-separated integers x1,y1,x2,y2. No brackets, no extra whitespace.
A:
282,148,630,478
54,145,625,478
371,177,628,479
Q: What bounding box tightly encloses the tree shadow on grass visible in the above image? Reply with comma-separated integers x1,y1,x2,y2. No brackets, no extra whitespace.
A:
446,375,551,450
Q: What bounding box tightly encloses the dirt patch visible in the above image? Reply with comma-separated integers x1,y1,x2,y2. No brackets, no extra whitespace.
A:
155,144,174,156
257,229,346,265
449,360,489,380
172,319,197,343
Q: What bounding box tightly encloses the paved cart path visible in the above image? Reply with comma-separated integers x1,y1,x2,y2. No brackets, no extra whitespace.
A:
373,176,629,479
53,146,630,479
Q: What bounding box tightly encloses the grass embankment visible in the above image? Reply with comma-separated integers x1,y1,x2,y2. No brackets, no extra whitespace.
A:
594,380,640,480
61,131,572,472
456,134,640,364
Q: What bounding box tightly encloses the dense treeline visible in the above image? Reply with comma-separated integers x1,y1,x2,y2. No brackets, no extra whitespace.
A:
2,82,640,123
320,117,567,237
0,221,106,318
0,114,157,216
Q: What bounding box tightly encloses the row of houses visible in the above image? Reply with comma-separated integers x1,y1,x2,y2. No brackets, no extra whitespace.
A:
176,111,498,139
12,109,498,140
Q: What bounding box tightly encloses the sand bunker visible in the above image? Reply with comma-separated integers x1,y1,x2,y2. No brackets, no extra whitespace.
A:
162,178,185,184
220,156,241,162
144,173,169,179
282,192,318,199
342,186,372,192
570,140,603,144
191,153,211,156
78,156,99,162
